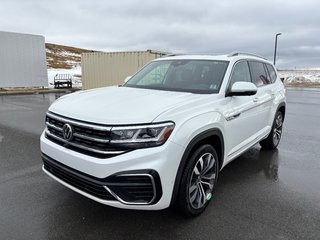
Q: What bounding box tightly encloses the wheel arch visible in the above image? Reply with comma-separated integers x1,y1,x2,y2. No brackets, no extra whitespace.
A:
277,102,286,120
170,128,224,206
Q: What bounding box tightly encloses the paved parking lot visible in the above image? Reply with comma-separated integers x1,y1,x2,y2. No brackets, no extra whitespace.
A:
0,89,319,240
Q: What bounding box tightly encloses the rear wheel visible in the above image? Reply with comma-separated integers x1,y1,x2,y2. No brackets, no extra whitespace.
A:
260,111,283,150
177,144,219,216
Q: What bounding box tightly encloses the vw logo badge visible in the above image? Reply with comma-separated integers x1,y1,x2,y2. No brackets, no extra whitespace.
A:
62,123,73,141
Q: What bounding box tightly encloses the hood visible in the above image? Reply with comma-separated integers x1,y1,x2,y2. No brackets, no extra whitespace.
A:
49,86,202,125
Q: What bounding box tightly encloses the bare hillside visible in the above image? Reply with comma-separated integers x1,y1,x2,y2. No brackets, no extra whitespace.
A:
46,43,95,69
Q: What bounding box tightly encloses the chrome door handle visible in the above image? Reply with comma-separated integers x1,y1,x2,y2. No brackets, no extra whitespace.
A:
226,113,241,121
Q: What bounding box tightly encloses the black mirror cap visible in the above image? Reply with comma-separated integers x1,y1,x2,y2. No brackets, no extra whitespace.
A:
228,90,257,97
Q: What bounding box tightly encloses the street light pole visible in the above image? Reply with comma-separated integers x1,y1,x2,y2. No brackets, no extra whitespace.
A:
273,33,282,65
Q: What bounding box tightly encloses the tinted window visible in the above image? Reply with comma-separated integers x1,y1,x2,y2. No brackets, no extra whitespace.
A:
249,61,269,86
125,60,229,94
266,64,277,83
230,61,251,86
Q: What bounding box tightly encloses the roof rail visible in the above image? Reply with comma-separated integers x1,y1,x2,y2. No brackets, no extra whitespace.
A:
227,52,267,60
147,49,171,56
162,53,185,57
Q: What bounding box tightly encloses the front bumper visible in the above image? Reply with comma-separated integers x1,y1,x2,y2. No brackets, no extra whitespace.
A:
40,131,184,210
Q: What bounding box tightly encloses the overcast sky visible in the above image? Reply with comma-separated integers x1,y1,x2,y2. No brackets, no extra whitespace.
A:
1,0,319,68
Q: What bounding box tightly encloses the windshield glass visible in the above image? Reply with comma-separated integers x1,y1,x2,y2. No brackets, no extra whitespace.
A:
124,60,229,94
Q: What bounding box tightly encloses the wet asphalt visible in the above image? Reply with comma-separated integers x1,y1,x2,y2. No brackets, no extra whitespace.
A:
0,89,319,240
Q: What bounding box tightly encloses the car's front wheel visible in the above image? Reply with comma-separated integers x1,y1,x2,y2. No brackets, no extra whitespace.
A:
177,144,219,216
260,111,284,150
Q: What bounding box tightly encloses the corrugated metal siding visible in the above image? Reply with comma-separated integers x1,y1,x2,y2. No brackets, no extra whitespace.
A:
82,50,167,89
0,31,48,88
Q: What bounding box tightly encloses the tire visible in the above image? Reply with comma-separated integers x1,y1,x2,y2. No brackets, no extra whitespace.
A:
260,111,284,150
177,144,219,217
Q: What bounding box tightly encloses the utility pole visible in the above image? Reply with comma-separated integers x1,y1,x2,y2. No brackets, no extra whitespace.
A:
273,33,282,65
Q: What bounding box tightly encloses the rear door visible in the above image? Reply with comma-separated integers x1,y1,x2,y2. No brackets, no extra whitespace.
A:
248,61,274,131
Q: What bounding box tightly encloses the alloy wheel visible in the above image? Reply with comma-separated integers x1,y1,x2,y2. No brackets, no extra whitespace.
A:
273,113,283,146
188,153,217,209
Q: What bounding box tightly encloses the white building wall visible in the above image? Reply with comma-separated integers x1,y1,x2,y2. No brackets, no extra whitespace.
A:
0,31,48,88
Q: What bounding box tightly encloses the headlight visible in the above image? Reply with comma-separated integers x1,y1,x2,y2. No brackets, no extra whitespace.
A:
110,122,175,149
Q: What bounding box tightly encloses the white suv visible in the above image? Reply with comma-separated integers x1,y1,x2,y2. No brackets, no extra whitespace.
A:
41,52,286,216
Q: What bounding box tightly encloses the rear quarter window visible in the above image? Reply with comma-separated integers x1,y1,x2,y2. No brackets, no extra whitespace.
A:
266,64,277,83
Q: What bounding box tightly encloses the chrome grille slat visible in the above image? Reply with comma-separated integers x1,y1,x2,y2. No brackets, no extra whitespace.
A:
73,133,110,143
46,112,112,131
46,122,63,131
45,130,124,155
45,112,125,157
46,122,109,143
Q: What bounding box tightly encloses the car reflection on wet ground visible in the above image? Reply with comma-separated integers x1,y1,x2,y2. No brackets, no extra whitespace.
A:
0,89,319,240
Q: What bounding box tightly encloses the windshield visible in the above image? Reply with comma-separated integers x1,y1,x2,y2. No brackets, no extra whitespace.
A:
124,60,229,94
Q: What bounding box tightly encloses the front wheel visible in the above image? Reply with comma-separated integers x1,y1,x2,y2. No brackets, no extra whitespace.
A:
177,144,219,216
260,111,284,150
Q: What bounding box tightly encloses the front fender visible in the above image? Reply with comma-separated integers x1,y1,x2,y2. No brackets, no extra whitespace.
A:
166,111,226,206
169,111,226,149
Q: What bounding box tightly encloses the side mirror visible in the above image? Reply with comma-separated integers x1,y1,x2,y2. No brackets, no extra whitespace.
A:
229,82,257,96
123,76,131,84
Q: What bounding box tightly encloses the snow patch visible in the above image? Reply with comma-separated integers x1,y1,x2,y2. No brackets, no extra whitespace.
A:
278,70,320,85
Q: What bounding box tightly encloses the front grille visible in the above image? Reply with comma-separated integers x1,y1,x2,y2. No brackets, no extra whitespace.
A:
43,155,116,201
45,112,127,158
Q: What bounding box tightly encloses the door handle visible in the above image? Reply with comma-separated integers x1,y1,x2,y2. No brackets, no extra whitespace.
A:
226,113,241,121
253,98,258,103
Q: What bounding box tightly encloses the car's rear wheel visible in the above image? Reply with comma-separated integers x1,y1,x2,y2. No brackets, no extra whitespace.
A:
260,111,284,150
177,144,219,216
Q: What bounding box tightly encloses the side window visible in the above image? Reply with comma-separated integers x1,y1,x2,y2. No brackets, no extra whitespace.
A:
249,61,270,86
229,61,251,86
266,64,277,83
